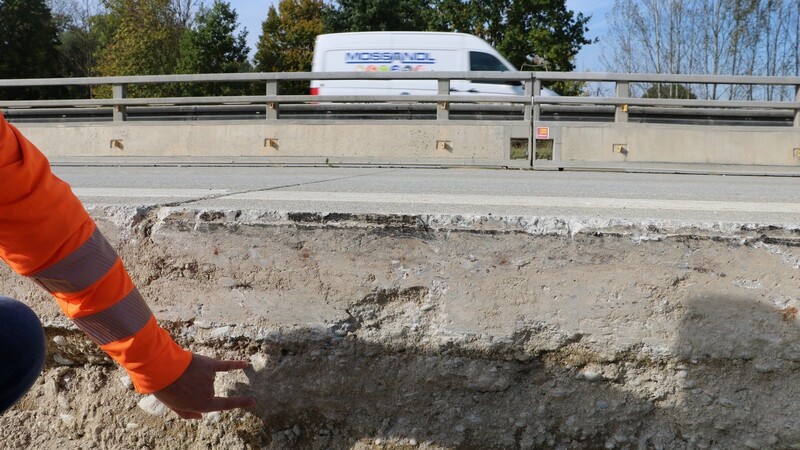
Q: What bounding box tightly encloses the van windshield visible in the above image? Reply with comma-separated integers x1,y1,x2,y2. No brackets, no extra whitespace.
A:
469,51,510,72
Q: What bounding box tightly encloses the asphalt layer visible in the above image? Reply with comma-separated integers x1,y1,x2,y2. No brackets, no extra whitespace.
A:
53,166,800,226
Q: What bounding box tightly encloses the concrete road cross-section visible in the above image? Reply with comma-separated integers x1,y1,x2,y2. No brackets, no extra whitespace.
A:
1,167,799,450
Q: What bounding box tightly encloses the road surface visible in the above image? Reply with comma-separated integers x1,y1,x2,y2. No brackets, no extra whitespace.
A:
54,166,800,226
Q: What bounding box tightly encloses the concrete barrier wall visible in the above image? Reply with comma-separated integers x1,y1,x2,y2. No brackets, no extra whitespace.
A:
549,122,800,166
16,120,800,170
17,121,529,166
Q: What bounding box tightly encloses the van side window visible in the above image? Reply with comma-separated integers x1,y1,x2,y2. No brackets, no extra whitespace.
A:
469,51,509,72
469,51,519,86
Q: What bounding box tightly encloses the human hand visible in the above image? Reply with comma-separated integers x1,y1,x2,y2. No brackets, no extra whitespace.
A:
153,353,256,419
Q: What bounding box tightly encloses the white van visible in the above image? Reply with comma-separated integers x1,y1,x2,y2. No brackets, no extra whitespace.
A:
310,31,556,97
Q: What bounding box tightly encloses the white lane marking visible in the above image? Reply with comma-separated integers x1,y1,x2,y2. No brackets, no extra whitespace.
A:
74,188,229,198
71,188,800,214
224,191,800,214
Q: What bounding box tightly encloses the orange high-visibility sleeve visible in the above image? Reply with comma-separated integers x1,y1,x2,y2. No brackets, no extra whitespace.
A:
0,114,191,393
101,317,193,393
0,116,89,274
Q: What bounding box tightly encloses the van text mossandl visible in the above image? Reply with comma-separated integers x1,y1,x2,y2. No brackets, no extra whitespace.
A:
344,52,436,64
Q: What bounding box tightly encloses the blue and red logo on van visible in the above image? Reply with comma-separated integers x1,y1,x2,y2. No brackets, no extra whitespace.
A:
344,51,436,72
345,52,436,64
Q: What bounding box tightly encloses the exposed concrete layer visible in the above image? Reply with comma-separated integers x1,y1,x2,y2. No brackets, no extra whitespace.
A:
16,121,527,165
554,122,800,167
2,207,800,449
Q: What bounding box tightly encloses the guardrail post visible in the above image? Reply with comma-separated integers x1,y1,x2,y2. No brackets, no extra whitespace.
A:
112,84,126,122
615,81,629,123
794,85,800,127
266,80,278,120
524,78,533,122
437,79,450,121
532,79,542,122
526,78,536,167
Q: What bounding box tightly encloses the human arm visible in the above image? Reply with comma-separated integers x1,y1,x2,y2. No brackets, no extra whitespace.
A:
0,114,253,417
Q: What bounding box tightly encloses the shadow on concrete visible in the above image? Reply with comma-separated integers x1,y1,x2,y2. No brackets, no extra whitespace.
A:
671,293,800,449
226,293,800,449
229,333,659,449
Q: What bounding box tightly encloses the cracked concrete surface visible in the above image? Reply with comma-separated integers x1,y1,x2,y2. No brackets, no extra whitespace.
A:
1,205,800,449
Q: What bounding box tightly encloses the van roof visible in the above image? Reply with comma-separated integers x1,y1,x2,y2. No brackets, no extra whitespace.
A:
318,31,482,38
315,31,496,45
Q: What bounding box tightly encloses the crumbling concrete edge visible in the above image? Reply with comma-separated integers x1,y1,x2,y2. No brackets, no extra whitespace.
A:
87,204,800,247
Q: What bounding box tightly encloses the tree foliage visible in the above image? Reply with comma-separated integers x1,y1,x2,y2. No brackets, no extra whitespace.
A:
50,1,104,90
177,0,248,75
325,0,433,32
642,83,696,99
59,27,99,77
172,0,200,28
604,0,800,100
176,0,249,95
94,0,185,97
255,0,326,94
0,0,62,99
255,0,326,73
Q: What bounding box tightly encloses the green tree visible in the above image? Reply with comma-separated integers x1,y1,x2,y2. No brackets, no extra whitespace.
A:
89,5,123,51
643,83,696,99
0,0,62,99
176,0,249,96
57,27,100,98
94,0,184,97
59,26,99,77
325,0,432,32
49,1,106,99
254,0,326,94
433,0,593,94
43,1,123,98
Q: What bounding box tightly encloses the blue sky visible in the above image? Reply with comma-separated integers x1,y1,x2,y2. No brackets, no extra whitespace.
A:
225,0,613,71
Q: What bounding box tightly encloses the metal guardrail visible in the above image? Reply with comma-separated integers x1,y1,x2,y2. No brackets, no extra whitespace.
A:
2,71,800,126
5,72,800,173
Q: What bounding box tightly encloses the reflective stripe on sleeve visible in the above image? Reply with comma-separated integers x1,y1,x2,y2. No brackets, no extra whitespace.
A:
72,288,153,346
30,228,118,294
